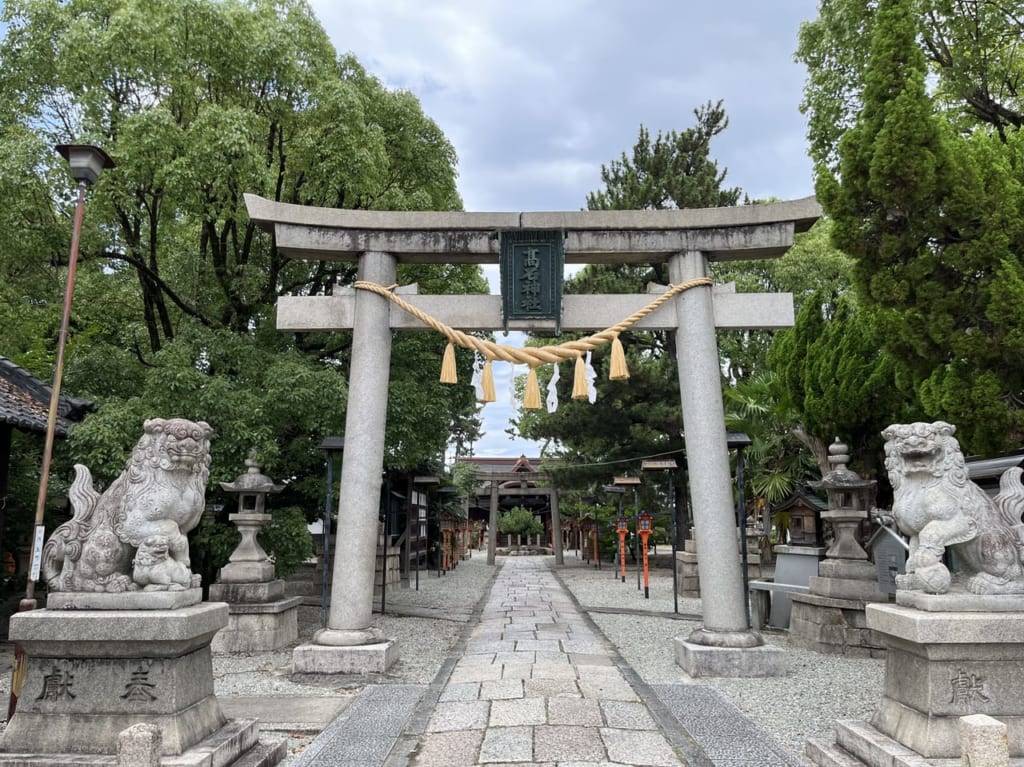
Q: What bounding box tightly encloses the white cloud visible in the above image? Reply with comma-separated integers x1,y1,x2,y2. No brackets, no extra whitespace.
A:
309,0,820,456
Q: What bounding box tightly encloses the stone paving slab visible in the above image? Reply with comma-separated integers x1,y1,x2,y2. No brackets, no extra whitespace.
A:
600,700,658,730
650,683,803,767
546,697,603,726
533,724,606,762
478,726,533,763
409,730,484,767
602,728,682,767
425,700,490,732
291,684,423,767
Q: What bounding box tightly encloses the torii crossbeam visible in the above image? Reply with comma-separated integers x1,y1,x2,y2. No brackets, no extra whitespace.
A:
247,194,820,678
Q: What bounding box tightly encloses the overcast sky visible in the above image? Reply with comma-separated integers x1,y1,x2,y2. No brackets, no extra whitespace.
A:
309,0,821,458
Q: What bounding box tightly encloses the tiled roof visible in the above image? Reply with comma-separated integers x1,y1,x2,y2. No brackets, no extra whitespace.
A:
0,356,93,436
454,455,543,473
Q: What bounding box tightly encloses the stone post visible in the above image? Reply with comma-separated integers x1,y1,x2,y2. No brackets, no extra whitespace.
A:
293,251,398,673
960,714,1009,767
551,488,563,565
117,723,162,767
669,250,784,677
487,479,499,565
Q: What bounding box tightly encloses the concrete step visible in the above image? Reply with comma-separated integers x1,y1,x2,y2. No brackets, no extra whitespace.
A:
806,737,866,767
812,721,1024,767
231,739,288,767
834,720,933,767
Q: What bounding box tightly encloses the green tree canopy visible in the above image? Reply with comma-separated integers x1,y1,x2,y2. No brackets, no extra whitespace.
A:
798,0,1024,170
0,0,487,550
813,0,1024,454
498,506,544,538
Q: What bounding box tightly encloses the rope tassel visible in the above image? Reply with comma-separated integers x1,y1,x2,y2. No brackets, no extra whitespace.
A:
523,367,542,410
481,360,496,402
440,342,458,383
609,335,629,380
572,355,589,400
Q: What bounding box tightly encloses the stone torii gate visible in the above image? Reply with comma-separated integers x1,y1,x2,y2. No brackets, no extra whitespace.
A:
246,194,820,677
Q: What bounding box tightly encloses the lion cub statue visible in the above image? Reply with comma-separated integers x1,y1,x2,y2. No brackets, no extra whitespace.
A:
883,421,1024,595
42,418,212,593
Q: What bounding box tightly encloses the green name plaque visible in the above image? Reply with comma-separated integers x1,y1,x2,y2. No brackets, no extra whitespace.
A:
499,229,564,334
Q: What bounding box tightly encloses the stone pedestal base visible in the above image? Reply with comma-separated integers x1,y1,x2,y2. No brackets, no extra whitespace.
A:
866,603,1024,758
0,604,231,757
208,579,302,653
676,549,700,597
291,639,398,675
674,637,786,677
211,596,303,653
769,545,826,628
788,593,887,658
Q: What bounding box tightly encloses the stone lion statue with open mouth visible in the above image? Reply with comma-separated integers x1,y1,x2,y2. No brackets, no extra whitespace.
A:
42,418,212,594
883,421,1024,595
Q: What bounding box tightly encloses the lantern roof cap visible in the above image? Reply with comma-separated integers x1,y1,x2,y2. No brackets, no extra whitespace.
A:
809,438,876,490
220,456,284,494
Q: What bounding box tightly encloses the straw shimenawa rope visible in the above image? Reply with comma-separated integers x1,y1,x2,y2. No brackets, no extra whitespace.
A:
353,276,712,368
355,277,713,407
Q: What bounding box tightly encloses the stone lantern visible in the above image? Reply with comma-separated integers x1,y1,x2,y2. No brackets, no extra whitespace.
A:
209,455,301,653
810,438,875,563
787,438,888,656
217,455,283,583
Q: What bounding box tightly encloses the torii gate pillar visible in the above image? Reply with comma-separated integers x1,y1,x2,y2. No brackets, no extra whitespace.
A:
671,251,785,676
291,251,400,673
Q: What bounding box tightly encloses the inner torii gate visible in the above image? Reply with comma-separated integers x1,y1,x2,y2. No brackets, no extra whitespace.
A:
247,194,820,677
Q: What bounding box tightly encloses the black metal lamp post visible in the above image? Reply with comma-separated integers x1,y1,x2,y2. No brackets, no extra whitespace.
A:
642,458,679,613
603,485,626,581
727,431,753,629
412,476,440,591
318,436,344,626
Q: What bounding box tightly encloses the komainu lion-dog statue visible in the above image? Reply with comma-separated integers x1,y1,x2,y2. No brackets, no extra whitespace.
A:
42,418,212,593
883,421,1024,595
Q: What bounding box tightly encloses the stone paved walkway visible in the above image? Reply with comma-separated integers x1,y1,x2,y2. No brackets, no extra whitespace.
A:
401,557,700,766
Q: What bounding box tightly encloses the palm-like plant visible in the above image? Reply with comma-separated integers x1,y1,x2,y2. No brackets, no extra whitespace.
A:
724,372,818,516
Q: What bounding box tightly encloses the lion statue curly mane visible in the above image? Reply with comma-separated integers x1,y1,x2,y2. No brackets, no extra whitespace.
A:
42,418,212,594
883,421,1024,595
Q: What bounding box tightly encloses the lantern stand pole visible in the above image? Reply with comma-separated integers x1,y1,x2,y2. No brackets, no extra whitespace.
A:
728,432,753,629
634,487,640,591
669,474,678,614
318,437,344,627
380,474,390,615
9,145,113,720
642,459,680,613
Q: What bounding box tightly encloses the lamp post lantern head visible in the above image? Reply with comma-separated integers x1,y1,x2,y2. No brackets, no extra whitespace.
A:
56,144,115,185
726,431,753,450
617,517,629,533
318,435,345,454
639,513,653,532
612,475,641,487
